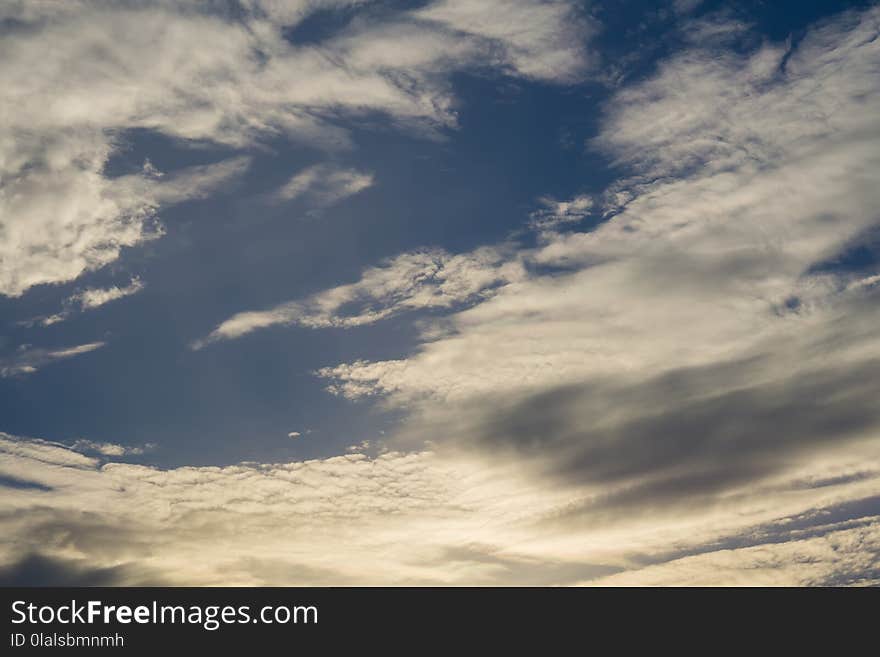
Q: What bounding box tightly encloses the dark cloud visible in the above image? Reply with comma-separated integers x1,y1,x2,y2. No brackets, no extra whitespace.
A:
0,508,151,561
0,553,159,587
0,474,52,491
424,355,880,517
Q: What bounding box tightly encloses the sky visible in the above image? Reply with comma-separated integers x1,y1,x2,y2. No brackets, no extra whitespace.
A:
1,0,879,585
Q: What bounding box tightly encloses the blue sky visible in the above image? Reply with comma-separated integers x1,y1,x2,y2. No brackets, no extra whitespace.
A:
1,0,879,585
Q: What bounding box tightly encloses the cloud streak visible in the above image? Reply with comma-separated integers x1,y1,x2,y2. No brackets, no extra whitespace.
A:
69,278,146,311
275,164,374,212
194,246,524,347
0,342,106,378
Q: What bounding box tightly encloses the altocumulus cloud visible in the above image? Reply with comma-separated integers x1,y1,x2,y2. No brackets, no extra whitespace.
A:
195,245,524,347
1,425,879,585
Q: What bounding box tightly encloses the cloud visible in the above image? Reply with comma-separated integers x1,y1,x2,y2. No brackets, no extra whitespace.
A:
194,245,524,346
1,430,879,585
0,149,248,297
0,553,164,587
529,194,594,231
320,6,880,405
407,353,880,505
69,439,155,457
186,10,880,584
4,4,879,586
68,277,145,311
0,1,592,297
673,0,705,14
589,519,880,586
288,432,302,439
414,0,592,83
17,313,68,329
308,5,880,579
21,277,148,327
0,342,106,378
276,164,374,211
176,8,880,585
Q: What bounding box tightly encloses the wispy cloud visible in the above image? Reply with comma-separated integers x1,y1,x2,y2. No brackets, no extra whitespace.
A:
194,246,523,347
529,194,593,231
69,277,145,311
0,342,105,378
414,0,592,83
21,277,146,328
69,439,155,458
0,150,249,298
276,164,374,212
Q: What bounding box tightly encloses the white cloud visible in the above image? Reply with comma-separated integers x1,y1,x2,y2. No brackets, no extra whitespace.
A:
276,164,374,210
0,1,592,297
1,431,879,585
414,0,592,83
0,149,248,297
588,523,880,586
18,277,146,327
69,277,145,311
184,16,880,591
17,313,67,329
195,245,524,347
0,342,106,378
305,7,880,585
288,432,302,439
320,5,880,405
673,0,705,14
69,439,155,457
529,194,593,231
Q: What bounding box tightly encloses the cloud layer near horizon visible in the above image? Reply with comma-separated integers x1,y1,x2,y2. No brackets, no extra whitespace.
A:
1,427,879,585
